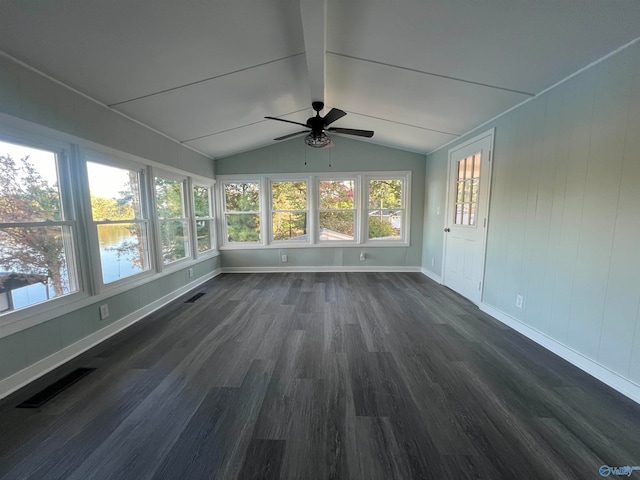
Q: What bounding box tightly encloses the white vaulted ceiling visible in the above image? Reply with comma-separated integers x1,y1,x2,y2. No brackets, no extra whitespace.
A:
0,1,639,159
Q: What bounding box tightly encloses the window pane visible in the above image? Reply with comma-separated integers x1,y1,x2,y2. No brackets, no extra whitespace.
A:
272,181,306,210
319,180,354,209
87,162,142,220
226,213,260,242
225,182,259,212
368,180,402,209
463,180,472,203
473,154,481,179
0,226,77,313
0,141,62,223
196,220,212,252
97,223,149,283
272,212,307,241
155,177,184,219
193,186,211,218
464,155,473,180
368,211,402,240
319,212,354,240
159,219,189,264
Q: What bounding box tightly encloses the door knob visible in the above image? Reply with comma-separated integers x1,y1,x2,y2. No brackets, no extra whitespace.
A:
444,227,450,232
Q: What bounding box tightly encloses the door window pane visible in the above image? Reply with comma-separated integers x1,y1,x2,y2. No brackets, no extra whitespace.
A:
454,153,481,226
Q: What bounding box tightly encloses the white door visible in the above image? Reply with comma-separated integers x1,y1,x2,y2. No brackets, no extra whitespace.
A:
443,131,493,304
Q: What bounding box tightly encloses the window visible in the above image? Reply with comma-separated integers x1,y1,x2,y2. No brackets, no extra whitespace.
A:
454,153,480,226
271,180,307,242
193,184,215,253
0,138,79,314
87,160,151,284
155,175,190,264
367,178,405,241
223,182,260,243
318,179,356,241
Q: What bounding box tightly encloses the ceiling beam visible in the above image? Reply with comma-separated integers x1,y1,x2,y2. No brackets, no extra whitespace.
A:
299,0,326,106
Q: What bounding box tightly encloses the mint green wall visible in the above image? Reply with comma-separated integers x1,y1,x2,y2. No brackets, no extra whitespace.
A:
423,42,640,385
0,55,214,178
216,135,426,268
0,55,218,386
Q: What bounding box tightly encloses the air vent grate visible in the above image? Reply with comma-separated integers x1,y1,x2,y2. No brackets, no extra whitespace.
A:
185,292,206,303
17,367,96,408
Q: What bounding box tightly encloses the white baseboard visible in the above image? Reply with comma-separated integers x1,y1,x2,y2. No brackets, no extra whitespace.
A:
480,302,640,405
420,267,442,284
221,266,421,273
0,268,222,401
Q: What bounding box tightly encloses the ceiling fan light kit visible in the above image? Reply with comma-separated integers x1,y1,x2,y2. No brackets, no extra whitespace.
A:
304,131,331,148
265,101,374,148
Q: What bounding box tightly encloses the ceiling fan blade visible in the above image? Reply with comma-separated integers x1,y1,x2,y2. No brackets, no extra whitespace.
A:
323,108,347,126
274,130,309,141
265,116,309,128
327,127,374,138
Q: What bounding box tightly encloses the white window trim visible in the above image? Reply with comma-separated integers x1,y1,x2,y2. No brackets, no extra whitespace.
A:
216,171,411,250
192,180,218,257
152,169,193,270
218,178,264,248
269,177,310,245
0,131,88,323
82,148,156,293
362,171,411,246
0,114,217,335
316,174,359,245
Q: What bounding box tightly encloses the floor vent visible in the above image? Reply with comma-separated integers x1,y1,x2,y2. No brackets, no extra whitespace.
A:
16,368,96,409
185,292,206,303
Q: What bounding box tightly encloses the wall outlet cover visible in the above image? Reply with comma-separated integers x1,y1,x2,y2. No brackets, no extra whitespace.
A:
99,304,109,320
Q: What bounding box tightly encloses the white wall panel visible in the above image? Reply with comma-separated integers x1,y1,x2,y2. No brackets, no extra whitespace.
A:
424,41,640,388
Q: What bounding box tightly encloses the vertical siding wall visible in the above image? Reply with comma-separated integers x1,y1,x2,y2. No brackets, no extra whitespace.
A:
0,55,219,391
423,41,640,385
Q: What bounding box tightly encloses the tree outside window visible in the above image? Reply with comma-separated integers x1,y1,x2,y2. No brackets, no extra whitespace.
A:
368,179,404,240
155,176,190,264
87,161,150,283
224,182,260,243
272,181,307,241
318,179,355,241
0,140,78,313
193,185,214,252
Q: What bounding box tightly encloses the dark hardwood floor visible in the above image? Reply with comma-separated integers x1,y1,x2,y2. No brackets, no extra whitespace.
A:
1,273,639,479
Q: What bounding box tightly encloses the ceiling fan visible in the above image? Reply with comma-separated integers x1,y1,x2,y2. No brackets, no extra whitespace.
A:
265,101,374,148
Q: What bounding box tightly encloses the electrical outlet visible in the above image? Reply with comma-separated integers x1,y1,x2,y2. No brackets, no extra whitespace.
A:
360,252,366,261
516,294,524,309
99,304,109,320
188,268,194,278
431,257,435,267
281,254,288,263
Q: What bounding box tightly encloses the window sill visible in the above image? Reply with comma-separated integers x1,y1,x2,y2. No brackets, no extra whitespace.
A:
220,242,410,250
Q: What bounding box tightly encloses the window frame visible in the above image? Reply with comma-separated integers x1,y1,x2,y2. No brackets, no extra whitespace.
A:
83,150,155,291
0,131,86,321
152,170,192,269
191,179,217,256
216,171,411,250
316,175,359,245
219,178,264,248
269,177,310,244
362,172,411,246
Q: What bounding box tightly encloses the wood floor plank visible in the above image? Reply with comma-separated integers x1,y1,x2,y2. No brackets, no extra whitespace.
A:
1,273,640,480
